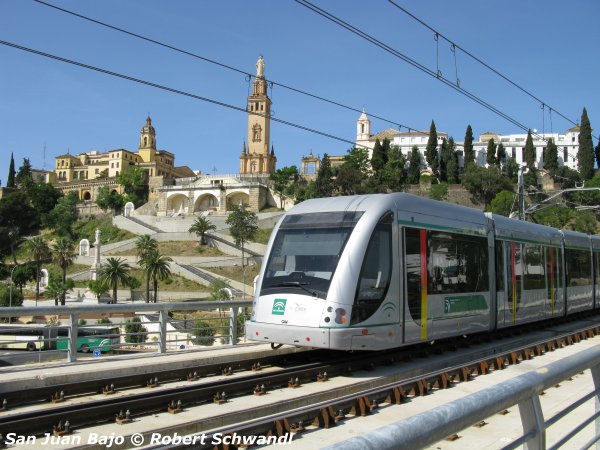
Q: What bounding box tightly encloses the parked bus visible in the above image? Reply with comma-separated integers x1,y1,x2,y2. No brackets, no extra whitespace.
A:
0,324,120,352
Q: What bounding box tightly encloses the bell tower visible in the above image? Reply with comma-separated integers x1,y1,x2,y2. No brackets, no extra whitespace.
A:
241,55,276,174
139,116,157,163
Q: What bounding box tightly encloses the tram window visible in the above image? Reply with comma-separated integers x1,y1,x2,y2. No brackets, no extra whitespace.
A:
427,231,489,294
405,228,422,324
495,241,504,291
566,249,592,286
523,244,545,290
351,212,393,324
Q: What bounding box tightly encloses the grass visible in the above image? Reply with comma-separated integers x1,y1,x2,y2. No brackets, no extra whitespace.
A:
204,264,261,286
107,241,226,257
252,228,273,245
72,267,210,292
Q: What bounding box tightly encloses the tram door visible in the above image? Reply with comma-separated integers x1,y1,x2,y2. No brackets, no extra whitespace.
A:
403,227,433,343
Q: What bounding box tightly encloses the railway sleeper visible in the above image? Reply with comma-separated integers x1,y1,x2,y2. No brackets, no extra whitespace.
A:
312,406,338,428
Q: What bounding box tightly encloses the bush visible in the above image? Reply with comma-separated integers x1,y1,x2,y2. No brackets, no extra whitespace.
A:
0,283,23,307
190,320,215,346
124,317,147,343
429,183,448,201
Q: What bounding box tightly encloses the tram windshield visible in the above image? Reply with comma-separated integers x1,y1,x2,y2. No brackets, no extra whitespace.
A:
260,211,363,300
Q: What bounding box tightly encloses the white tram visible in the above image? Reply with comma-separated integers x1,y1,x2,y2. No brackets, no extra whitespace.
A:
246,193,600,351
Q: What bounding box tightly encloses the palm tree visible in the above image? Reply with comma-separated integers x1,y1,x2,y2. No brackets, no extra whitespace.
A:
98,257,132,304
52,238,75,305
139,249,172,303
27,236,51,306
134,235,158,303
189,216,216,245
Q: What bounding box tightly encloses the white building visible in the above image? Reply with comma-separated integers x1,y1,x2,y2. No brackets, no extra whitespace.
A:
356,111,580,171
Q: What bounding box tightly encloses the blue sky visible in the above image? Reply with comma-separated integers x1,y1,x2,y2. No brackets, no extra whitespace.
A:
1,0,598,177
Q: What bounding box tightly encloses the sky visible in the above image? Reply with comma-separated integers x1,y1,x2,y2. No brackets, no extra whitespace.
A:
1,0,599,178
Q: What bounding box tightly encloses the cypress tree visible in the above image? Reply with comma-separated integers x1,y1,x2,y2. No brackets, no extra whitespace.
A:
486,138,497,167
578,107,595,180
6,153,16,188
595,139,600,171
439,138,449,182
544,138,559,176
315,153,334,197
463,124,475,167
408,146,421,184
524,129,536,169
370,138,388,174
425,120,439,177
446,137,459,184
496,142,507,167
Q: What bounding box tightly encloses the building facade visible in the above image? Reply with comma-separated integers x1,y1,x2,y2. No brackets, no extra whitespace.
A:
53,117,195,200
239,55,277,175
356,111,580,172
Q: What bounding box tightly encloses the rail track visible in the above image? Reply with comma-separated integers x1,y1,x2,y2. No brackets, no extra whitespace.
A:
1,313,599,448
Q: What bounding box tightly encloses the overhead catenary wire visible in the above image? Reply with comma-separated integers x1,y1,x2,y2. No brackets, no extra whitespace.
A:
31,0,429,139
294,0,577,144
386,0,597,141
0,39,368,151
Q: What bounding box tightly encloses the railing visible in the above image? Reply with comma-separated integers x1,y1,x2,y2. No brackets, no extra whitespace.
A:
327,345,600,450
0,301,252,365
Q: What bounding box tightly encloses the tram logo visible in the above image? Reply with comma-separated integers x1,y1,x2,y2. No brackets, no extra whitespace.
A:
272,299,287,315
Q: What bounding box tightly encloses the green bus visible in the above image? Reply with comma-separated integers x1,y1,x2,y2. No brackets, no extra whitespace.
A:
0,324,120,352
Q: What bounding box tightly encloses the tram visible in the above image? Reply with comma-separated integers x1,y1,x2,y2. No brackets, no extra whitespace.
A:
246,193,600,350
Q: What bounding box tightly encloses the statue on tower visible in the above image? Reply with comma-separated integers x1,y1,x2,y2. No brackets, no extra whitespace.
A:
256,55,265,78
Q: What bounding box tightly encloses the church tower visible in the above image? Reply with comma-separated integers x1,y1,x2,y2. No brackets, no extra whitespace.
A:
240,55,276,174
138,116,157,163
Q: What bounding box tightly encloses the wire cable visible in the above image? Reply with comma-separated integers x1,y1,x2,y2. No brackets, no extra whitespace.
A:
295,0,576,143
0,39,365,150
32,0,428,138
386,0,597,140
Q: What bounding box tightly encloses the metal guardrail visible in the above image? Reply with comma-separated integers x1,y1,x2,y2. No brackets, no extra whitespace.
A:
0,301,252,364
327,345,600,450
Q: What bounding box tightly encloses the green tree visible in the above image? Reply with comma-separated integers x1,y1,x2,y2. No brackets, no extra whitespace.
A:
117,166,148,206
407,146,421,184
488,190,516,217
98,257,132,304
190,320,215,346
226,204,258,268
46,192,78,237
0,283,23,308
569,210,597,234
343,147,371,175
380,145,406,191
486,138,497,167
314,153,334,198
578,107,595,180
463,125,475,167
445,137,459,183
26,236,51,304
425,121,439,178
6,152,16,188
88,279,109,303
504,156,520,182
496,143,507,167
335,165,364,195
96,186,124,215
134,235,158,303
544,138,559,176
45,274,74,307
439,138,449,182
124,317,147,343
524,129,536,170
15,158,33,190
370,138,387,174
429,182,448,201
139,249,172,303
29,182,63,225
531,206,573,229
595,139,600,171
97,317,112,324
11,264,36,295
189,216,216,246
51,238,75,305
269,166,299,208
462,165,513,208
